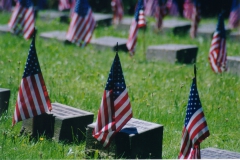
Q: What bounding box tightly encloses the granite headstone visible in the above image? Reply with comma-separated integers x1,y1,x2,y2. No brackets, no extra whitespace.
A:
201,148,240,159
0,88,10,116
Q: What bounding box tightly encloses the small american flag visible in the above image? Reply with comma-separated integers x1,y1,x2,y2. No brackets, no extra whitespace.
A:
228,0,240,29
66,0,96,47
0,0,12,12
166,0,179,16
190,1,200,38
183,0,194,20
126,0,146,55
8,0,35,39
209,13,227,73
58,0,72,11
111,0,124,25
13,30,52,126
178,68,210,159
92,53,132,147
155,0,168,30
144,0,158,17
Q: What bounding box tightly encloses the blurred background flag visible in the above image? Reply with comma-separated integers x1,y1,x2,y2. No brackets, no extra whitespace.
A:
13,30,52,126
126,0,146,55
209,13,228,73
111,0,124,25
166,0,179,16
178,66,210,159
58,0,72,11
190,0,201,38
155,0,168,30
8,0,35,39
144,0,158,17
183,0,194,20
66,0,96,47
92,53,133,147
228,0,240,29
0,0,12,12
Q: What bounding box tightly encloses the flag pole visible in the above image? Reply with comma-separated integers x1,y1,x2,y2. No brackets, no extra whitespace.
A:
194,63,197,86
143,26,146,60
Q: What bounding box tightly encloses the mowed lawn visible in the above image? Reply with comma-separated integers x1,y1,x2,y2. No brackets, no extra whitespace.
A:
0,11,240,159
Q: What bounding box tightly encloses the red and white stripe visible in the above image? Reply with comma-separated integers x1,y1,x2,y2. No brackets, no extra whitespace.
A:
66,8,96,46
93,89,132,147
111,0,124,25
144,0,157,17
8,3,34,39
228,7,240,29
209,32,227,73
13,73,52,125
183,0,194,20
126,20,138,55
138,9,146,28
59,0,71,11
179,108,209,159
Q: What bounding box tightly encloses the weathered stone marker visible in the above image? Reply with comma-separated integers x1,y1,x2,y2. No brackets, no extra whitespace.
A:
85,118,163,159
161,19,191,35
93,13,112,26
90,36,128,52
229,31,240,41
116,17,132,30
0,25,10,34
201,148,240,159
227,56,240,75
40,31,66,42
51,103,94,143
146,44,198,64
21,102,94,143
197,23,231,38
0,88,10,116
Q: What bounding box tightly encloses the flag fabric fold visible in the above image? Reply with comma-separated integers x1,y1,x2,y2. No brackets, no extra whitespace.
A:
59,0,72,11
178,75,210,159
0,0,12,12
228,0,240,29
166,0,179,16
144,0,158,17
209,13,228,73
183,0,194,20
190,0,200,38
13,30,52,126
126,0,146,55
111,0,124,25
155,0,168,30
8,0,35,39
92,53,133,148
66,0,96,47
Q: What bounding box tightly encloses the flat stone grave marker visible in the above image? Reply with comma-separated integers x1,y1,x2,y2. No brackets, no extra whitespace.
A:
227,56,240,75
0,88,10,116
90,36,128,52
40,31,66,42
201,148,240,159
229,31,240,41
38,10,112,26
116,17,132,30
85,118,163,159
197,23,231,38
146,44,198,64
21,102,94,143
0,24,11,34
160,19,191,35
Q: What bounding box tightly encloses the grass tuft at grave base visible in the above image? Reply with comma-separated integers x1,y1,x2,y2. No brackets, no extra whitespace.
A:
0,12,240,159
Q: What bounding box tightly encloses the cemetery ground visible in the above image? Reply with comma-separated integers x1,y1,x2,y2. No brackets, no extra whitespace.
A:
0,11,240,159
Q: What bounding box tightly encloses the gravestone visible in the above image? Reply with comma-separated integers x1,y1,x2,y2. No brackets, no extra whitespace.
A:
146,44,198,64
197,23,231,38
85,118,163,159
0,25,10,34
0,88,10,116
160,19,191,35
229,31,240,41
227,56,240,75
21,102,94,143
90,36,128,52
116,17,132,30
40,31,66,42
38,10,112,26
51,102,94,143
201,148,240,159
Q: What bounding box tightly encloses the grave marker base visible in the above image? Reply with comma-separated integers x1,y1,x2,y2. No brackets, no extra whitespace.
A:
227,56,240,75
0,88,10,116
201,148,240,159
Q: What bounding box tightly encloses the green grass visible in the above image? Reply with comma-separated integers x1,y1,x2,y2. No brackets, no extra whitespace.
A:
0,11,240,159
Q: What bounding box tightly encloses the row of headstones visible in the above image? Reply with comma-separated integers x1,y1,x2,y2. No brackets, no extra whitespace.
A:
2,89,240,159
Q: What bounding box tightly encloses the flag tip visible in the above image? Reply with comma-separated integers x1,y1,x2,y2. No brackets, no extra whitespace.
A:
194,64,197,78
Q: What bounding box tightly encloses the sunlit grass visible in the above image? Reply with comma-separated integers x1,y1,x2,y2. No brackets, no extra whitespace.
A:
0,11,240,159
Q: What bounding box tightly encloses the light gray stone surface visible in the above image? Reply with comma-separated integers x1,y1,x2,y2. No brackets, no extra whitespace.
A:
201,148,240,159
0,25,11,34
227,56,240,75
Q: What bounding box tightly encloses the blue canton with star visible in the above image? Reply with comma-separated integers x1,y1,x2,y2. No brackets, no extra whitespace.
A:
184,78,202,127
105,54,126,101
74,0,90,17
134,0,144,22
19,0,33,8
23,38,41,78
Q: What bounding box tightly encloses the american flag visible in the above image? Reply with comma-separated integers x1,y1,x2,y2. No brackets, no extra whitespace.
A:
190,0,200,38
0,0,12,12
111,0,124,25
178,71,210,159
228,0,240,29
144,0,158,17
58,0,72,11
209,13,228,73
155,0,168,30
13,30,52,126
8,0,35,40
66,0,96,47
166,0,179,16
126,0,146,55
92,53,132,147
183,0,194,20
